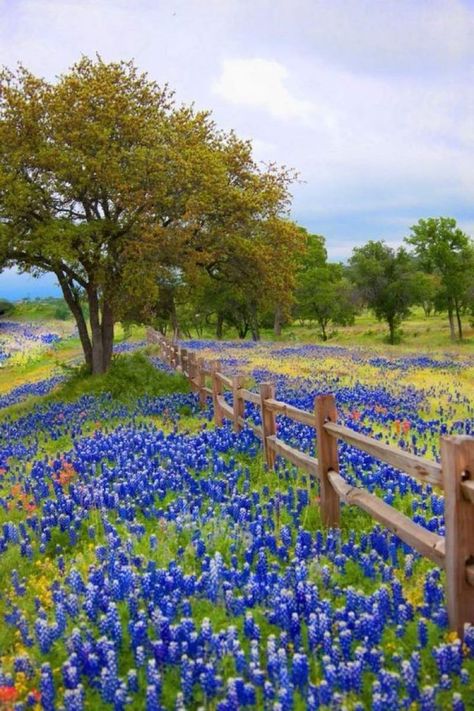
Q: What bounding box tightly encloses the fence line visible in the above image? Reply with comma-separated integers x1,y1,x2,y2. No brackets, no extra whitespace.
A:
147,329,474,637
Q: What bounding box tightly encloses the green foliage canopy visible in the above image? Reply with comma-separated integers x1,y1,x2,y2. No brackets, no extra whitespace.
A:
294,233,355,340
349,240,419,344
406,217,474,340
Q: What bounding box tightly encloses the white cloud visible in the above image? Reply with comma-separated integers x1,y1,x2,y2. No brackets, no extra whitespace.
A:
213,58,315,123
249,137,278,162
0,0,474,278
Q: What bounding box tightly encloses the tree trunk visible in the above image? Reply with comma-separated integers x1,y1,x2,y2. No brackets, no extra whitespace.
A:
88,288,106,375
422,302,432,318
56,272,93,372
274,304,282,337
454,298,463,340
250,322,260,341
448,305,456,341
238,323,249,339
216,312,224,339
194,322,203,337
87,288,114,375
319,319,328,341
388,318,395,345
250,304,260,341
170,297,180,340
56,275,116,375
101,300,114,372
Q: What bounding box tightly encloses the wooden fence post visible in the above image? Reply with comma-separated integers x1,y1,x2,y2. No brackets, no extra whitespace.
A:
180,348,188,377
260,382,276,469
315,394,340,528
441,436,474,636
188,352,196,389
197,358,206,409
212,361,223,426
232,375,245,432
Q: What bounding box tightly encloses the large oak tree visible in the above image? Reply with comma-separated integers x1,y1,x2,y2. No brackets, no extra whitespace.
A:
0,57,294,373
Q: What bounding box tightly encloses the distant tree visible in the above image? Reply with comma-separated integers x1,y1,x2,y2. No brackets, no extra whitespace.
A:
153,269,185,339
293,233,326,328
54,300,71,320
414,272,441,317
0,298,14,317
177,217,305,341
297,232,327,271
469,283,474,327
294,234,355,340
349,241,419,344
0,57,295,373
406,217,474,340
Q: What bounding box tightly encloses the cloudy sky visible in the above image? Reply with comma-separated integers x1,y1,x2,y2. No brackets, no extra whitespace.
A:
1,0,474,298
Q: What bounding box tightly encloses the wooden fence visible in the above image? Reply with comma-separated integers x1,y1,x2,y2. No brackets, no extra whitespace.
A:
147,329,474,637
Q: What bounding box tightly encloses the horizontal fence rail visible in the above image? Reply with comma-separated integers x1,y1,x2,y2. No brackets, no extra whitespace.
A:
147,329,474,637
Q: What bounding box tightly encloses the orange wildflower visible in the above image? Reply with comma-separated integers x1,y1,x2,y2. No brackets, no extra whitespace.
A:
0,686,18,703
54,460,76,487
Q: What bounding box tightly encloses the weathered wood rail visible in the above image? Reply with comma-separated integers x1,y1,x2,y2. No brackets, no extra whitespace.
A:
147,329,474,637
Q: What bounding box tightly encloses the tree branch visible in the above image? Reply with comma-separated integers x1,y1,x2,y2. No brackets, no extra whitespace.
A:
6,249,89,289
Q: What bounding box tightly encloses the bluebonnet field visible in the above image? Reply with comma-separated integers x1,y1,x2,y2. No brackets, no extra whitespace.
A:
0,336,474,710
0,339,145,412
0,322,67,365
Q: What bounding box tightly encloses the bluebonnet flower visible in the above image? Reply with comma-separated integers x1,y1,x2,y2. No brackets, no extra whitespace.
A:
40,663,55,711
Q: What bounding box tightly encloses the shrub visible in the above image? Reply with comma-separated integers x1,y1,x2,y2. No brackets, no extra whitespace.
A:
54,302,71,320
0,299,15,317
57,352,189,401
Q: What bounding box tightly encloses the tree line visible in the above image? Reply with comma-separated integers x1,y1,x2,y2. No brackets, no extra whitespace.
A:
0,58,472,376
166,217,474,346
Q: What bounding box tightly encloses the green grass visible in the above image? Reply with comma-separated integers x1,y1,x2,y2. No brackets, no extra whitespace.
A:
9,297,74,322
192,307,474,352
52,352,189,402
280,308,474,351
